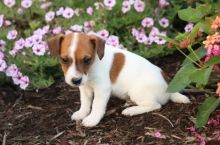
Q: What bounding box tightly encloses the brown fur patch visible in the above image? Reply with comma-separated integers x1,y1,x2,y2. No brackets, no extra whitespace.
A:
162,71,170,83
110,53,125,83
60,33,73,74
75,33,96,74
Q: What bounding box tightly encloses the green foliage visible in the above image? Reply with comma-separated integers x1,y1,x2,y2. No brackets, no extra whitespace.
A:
166,2,220,128
196,97,220,128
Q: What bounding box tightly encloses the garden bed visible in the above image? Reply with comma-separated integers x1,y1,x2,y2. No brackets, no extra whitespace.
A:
0,53,219,145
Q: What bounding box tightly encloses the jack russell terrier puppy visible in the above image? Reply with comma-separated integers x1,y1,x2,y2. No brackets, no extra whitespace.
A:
48,32,190,127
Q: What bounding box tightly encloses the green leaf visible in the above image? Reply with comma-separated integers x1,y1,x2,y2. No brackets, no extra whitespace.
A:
196,4,211,17
29,21,41,30
196,97,220,128
178,4,211,23
190,66,213,86
167,64,196,93
178,7,203,22
182,47,206,65
204,56,220,67
198,18,212,34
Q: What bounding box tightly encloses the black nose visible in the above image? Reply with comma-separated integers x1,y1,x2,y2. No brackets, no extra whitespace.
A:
71,78,82,85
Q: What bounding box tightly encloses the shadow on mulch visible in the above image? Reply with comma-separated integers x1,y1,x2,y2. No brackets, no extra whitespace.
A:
0,52,219,145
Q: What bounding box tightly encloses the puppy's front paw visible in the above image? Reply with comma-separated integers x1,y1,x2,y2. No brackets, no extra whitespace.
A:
82,115,101,127
71,110,88,121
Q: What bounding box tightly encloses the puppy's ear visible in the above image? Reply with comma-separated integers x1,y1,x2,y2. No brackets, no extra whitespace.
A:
90,35,106,60
48,34,64,56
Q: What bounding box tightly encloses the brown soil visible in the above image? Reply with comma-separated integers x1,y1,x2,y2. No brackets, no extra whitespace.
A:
0,53,220,145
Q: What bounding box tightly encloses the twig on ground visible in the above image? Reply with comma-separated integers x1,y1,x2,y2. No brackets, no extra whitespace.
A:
49,130,65,142
27,105,44,110
2,131,7,145
152,112,174,127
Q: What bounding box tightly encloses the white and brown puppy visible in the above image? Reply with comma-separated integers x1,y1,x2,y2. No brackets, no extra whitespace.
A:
48,32,190,127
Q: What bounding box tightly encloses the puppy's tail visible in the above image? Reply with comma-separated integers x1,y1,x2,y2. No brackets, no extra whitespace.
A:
170,92,190,103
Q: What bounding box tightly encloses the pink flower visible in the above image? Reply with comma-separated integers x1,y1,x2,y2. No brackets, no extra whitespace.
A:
70,25,83,32
154,32,167,45
144,36,153,45
97,29,109,40
0,40,6,50
19,75,29,90
7,29,18,40
154,131,161,138
32,43,46,56
52,27,62,34
131,27,139,37
184,23,194,32
62,7,74,19
56,7,64,16
12,71,22,85
45,11,55,22
159,0,169,8
4,20,12,26
6,64,18,77
122,0,131,13
104,0,116,8
141,17,154,28
106,35,119,47
25,36,34,48
9,49,18,57
136,33,147,43
212,45,220,56
32,34,43,45
149,27,160,38
40,2,52,10
0,15,4,28
159,18,169,28
0,59,7,72
83,21,95,32
3,0,15,8
14,38,25,50
0,51,4,60
21,0,32,9
134,0,145,12
86,6,93,16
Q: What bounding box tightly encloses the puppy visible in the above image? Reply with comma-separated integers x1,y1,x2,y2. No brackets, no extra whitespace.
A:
48,32,190,127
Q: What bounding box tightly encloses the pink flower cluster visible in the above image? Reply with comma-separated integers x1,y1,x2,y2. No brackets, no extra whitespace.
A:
131,16,169,46
6,64,30,89
4,0,32,9
187,127,206,145
121,0,145,13
203,33,220,61
0,50,29,89
9,26,49,57
91,29,126,49
45,7,75,22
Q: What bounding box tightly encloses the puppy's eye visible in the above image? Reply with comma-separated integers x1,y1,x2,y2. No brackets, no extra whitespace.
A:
83,57,92,65
60,57,69,64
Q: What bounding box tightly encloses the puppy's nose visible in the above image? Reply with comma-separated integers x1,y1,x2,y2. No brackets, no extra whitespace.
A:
71,78,82,85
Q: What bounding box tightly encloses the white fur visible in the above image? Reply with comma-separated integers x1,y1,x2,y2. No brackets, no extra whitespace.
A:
67,38,190,127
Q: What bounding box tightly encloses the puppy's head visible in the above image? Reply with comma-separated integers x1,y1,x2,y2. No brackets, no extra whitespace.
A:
48,32,105,87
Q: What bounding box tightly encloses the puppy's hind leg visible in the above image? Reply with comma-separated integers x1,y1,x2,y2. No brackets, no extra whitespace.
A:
122,102,161,116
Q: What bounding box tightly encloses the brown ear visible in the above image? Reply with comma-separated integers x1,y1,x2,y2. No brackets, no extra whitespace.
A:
48,34,64,56
90,35,106,60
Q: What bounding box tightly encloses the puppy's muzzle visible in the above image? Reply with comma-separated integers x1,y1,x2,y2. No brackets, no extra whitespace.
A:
71,78,82,85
